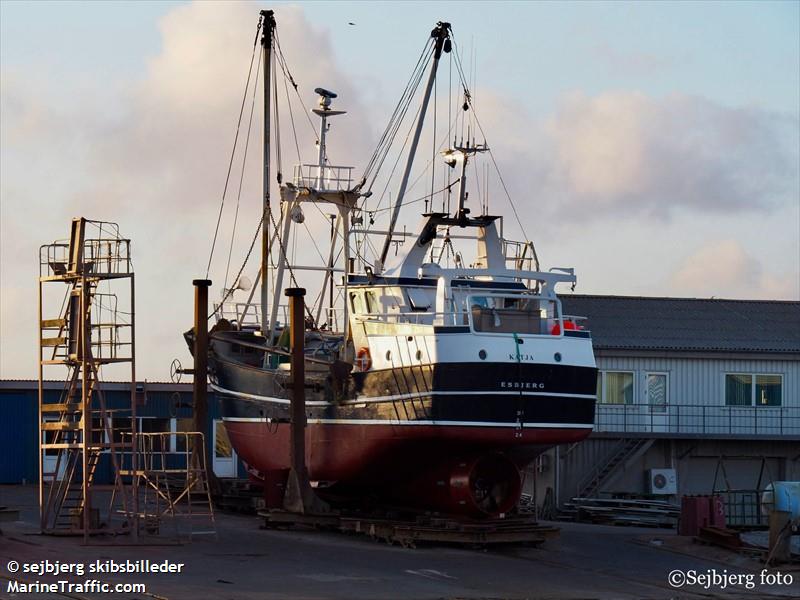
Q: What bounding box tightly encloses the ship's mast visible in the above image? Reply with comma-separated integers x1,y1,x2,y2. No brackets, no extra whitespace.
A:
379,22,451,271
260,10,275,338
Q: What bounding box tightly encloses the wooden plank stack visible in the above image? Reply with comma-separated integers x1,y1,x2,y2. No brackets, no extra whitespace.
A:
561,497,680,528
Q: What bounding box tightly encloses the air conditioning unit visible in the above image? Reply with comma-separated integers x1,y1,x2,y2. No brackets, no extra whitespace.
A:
648,469,677,495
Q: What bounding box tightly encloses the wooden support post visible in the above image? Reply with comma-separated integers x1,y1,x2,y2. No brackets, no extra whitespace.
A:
192,279,218,494
283,288,328,514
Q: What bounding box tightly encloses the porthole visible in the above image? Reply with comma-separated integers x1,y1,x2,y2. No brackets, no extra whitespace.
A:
386,350,392,361
479,349,487,360
416,350,422,360
554,352,562,363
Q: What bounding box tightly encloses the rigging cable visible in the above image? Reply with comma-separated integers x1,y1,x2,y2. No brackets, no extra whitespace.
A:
211,215,264,320
272,46,283,183
450,36,530,243
268,209,316,322
274,29,321,144
205,17,263,279
224,45,263,291
360,39,434,193
370,178,461,215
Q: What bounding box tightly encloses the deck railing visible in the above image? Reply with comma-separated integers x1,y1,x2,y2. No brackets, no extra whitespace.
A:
292,164,353,191
594,403,800,436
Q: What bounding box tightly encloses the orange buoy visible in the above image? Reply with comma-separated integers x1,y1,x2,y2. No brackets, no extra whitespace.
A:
551,319,578,335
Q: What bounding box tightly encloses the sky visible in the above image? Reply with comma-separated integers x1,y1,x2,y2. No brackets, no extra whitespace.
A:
1,0,799,380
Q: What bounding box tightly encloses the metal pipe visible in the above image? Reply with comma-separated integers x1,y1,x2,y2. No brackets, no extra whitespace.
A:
192,279,212,480
317,114,327,188
260,10,275,339
379,23,450,269
268,194,295,344
81,276,89,542
282,288,327,514
288,288,305,472
129,273,138,542
314,214,340,327
329,214,335,325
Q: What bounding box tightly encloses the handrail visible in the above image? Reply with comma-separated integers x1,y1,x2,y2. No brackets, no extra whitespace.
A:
594,402,800,436
210,333,335,366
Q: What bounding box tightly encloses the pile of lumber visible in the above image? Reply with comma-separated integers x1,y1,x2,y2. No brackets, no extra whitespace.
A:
562,497,679,528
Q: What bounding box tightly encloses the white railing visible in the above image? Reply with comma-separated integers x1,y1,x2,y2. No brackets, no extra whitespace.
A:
292,164,353,191
214,301,349,332
353,312,455,327
353,310,592,334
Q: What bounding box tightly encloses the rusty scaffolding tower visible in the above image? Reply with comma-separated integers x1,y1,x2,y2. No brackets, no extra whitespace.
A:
38,218,138,541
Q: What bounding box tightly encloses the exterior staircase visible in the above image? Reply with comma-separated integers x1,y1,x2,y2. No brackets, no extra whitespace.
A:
574,438,655,499
39,217,136,539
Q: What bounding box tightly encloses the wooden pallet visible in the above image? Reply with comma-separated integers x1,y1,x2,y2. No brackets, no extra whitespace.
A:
259,510,559,548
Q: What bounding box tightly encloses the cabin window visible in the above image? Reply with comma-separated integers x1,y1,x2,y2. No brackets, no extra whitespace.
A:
365,291,379,314
469,295,557,335
350,292,364,314
406,288,432,312
725,373,782,407
598,371,634,405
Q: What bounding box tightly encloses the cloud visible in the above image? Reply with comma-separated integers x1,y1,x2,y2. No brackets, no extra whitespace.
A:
544,91,797,218
478,90,798,222
2,2,798,378
1,1,373,379
669,240,798,300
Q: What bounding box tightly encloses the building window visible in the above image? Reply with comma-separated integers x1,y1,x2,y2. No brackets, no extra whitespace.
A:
139,417,171,452
725,374,782,407
597,371,634,404
172,417,195,453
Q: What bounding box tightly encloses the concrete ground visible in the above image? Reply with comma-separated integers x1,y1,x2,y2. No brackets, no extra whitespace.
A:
1,485,798,600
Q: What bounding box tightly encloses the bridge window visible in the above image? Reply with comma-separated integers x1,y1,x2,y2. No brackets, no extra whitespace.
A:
469,296,557,335
406,288,432,312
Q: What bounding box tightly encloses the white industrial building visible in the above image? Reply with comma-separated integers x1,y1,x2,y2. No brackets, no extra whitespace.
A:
532,295,800,525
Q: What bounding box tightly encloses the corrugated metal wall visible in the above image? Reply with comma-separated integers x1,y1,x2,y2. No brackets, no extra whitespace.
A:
0,385,236,484
0,391,39,484
549,436,800,506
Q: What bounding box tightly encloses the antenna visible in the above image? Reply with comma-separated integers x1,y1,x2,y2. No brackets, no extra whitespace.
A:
311,88,347,189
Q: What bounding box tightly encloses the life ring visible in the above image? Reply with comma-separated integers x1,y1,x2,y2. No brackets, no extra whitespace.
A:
550,319,578,336
356,347,372,371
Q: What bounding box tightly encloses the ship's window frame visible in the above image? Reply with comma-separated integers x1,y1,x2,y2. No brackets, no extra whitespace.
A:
467,293,559,335
406,287,432,312
349,291,364,314
364,290,378,314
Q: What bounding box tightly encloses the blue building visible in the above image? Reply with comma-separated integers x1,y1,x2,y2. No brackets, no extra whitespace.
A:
0,380,245,484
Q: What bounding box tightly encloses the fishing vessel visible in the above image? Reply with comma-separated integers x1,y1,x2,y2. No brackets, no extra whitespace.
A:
196,11,597,517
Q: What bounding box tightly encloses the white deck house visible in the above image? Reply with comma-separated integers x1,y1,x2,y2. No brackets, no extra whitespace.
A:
534,295,800,520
